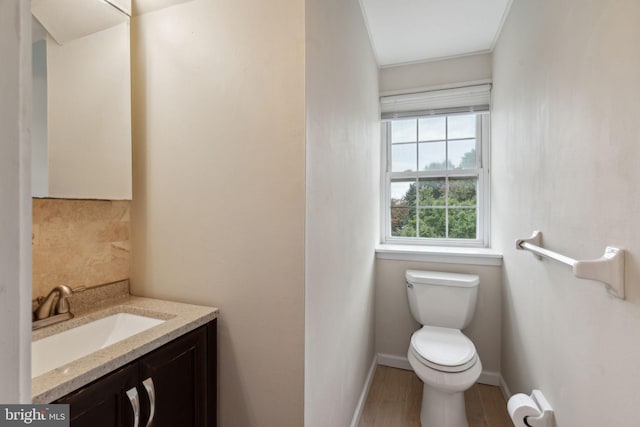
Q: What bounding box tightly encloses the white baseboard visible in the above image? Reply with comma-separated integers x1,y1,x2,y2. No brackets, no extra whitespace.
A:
350,355,378,427
376,353,501,388
478,370,501,386
499,374,512,401
377,353,412,370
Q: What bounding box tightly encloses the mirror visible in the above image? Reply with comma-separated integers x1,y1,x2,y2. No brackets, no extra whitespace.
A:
31,0,132,200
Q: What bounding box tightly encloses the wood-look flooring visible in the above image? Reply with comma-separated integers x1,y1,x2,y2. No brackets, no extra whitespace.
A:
359,366,512,427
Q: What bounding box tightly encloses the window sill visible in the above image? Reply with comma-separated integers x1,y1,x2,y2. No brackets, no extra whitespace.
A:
375,244,503,266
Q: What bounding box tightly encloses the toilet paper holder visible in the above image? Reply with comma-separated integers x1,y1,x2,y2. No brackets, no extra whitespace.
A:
507,389,555,427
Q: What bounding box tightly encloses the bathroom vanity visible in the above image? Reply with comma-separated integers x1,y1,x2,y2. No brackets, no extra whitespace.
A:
56,320,216,427
32,286,218,427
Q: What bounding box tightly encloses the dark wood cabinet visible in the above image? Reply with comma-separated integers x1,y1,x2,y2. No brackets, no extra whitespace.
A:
139,323,207,427
57,364,138,427
57,319,217,427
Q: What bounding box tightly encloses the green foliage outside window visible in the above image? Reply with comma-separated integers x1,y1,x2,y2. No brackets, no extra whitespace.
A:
391,178,477,239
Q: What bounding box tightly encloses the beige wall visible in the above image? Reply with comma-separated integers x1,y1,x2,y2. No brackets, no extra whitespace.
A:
130,1,305,426
32,199,130,299
375,259,502,376
379,53,492,95
304,0,379,425
0,0,32,403
493,1,640,425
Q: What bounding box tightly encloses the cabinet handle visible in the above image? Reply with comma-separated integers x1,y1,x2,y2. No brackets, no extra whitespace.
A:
142,377,156,427
126,387,140,427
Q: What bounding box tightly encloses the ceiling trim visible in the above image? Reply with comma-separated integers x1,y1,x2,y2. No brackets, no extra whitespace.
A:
357,0,381,65
490,0,514,51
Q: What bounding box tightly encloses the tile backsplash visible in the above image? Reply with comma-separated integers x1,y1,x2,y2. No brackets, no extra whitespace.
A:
32,199,131,299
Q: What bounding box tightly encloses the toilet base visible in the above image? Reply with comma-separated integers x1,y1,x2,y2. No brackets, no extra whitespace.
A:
408,348,481,427
420,383,468,427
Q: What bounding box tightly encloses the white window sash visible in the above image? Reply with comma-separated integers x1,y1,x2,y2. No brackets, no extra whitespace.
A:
381,113,490,247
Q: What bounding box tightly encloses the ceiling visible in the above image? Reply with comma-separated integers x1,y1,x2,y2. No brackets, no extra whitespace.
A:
360,0,512,67
32,0,129,44
31,0,192,45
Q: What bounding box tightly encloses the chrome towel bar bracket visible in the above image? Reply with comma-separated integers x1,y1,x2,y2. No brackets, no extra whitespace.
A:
516,231,625,300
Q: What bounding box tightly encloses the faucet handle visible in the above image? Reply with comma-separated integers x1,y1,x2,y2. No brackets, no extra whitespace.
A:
56,285,85,314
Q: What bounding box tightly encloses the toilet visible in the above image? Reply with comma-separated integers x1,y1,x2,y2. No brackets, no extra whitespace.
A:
405,270,482,427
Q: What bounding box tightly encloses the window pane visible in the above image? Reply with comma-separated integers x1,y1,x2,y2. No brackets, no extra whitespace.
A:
448,139,476,169
391,207,416,237
418,208,446,238
391,119,417,143
391,144,417,172
390,180,416,207
418,178,446,206
418,116,446,141
449,177,477,206
418,141,446,170
449,208,477,239
448,115,476,139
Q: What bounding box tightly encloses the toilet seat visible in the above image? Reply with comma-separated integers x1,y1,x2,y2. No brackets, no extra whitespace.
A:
410,325,477,373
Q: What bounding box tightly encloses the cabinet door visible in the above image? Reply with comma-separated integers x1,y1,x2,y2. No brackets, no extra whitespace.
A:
139,327,208,427
57,363,138,427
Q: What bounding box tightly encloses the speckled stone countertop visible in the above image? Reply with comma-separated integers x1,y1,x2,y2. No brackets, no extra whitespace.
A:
32,294,218,403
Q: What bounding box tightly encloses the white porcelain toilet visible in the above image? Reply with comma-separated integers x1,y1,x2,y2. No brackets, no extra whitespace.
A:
405,270,482,427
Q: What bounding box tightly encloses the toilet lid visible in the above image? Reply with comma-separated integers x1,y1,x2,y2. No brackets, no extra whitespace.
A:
410,326,477,373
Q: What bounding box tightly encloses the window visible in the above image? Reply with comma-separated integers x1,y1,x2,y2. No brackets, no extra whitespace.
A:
380,85,491,247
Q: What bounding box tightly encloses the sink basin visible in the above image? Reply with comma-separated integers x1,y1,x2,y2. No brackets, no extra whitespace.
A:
32,313,165,378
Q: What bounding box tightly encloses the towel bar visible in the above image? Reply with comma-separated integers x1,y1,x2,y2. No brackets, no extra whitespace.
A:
515,231,625,299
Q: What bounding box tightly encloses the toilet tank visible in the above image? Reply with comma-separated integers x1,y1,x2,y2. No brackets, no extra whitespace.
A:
405,270,479,329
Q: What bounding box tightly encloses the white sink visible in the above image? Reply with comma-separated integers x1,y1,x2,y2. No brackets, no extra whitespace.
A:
32,313,165,378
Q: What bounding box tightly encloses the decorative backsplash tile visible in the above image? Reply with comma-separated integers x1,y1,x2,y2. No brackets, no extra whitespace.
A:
32,199,131,299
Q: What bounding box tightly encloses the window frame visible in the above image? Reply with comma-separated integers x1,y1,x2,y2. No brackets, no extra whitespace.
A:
381,111,491,247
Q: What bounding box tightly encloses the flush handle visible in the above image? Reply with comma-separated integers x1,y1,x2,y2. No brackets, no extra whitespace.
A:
142,377,156,427
406,281,413,288
126,387,140,427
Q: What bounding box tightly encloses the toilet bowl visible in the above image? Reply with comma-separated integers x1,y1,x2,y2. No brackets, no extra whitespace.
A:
405,270,482,427
408,325,482,427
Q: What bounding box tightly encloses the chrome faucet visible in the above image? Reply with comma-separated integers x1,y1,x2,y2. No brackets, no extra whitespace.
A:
33,285,85,329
